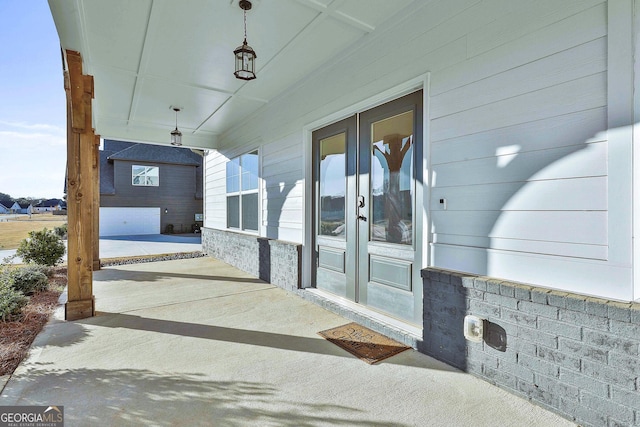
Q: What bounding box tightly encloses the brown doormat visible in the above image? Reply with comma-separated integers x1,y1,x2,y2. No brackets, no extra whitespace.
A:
318,322,411,364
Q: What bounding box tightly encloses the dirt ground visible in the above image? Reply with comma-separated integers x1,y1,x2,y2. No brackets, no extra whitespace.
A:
0,214,67,250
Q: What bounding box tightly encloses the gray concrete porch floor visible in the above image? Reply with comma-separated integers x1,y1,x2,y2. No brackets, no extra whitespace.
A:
1,257,575,426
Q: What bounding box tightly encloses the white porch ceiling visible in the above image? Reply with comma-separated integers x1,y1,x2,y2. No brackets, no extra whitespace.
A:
48,0,414,149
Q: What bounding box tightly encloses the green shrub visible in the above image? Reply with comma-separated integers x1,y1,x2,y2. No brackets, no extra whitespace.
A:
0,268,10,288
9,266,49,295
0,282,28,321
54,223,68,239
16,228,66,267
25,264,53,278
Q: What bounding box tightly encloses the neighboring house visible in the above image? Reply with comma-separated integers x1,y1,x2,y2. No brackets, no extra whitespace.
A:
9,202,20,214
0,201,32,214
0,201,10,214
17,203,34,215
99,140,203,237
33,199,63,213
50,2,640,425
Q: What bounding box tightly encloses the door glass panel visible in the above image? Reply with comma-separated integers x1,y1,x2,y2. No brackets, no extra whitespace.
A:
370,110,414,245
319,133,346,238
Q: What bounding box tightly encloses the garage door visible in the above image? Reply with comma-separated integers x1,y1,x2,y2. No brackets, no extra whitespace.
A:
99,207,161,237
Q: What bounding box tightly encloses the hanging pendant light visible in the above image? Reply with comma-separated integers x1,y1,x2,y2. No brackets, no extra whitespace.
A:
170,107,182,146
234,0,257,81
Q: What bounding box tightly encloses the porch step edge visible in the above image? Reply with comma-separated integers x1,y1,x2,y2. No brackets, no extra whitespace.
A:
298,288,423,349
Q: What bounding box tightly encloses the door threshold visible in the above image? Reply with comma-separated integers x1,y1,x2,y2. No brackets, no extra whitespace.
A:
304,288,422,347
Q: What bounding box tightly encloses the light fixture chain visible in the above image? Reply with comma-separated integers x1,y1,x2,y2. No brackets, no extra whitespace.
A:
243,6,247,41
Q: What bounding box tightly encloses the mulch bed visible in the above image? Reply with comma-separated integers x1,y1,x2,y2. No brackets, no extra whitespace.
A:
0,267,66,377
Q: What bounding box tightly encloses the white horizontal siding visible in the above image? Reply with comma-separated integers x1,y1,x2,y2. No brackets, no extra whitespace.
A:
261,133,304,242
262,134,303,164
430,107,607,164
428,1,608,267
432,244,631,301
433,141,607,187
264,194,303,210
204,150,227,229
466,0,604,57
204,0,626,298
432,1,607,95
432,72,607,142
431,211,606,246
432,235,607,261
265,226,302,243
431,38,607,119
431,177,607,212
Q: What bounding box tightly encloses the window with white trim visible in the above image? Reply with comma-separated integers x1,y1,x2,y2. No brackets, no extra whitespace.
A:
132,165,159,186
226,150,259,231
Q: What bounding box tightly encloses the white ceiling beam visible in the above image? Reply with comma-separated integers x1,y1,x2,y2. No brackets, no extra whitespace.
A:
126,0,161,124
193,97,233,134
333,10,375,33
294,0,375,33
74,0,92,70
71,0,101,132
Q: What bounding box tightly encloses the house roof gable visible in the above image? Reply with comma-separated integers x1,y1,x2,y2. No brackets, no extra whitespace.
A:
106,141,202,166
36,199,62,207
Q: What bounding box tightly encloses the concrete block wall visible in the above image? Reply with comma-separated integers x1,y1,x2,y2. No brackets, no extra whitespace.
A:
202,227,301,290
268,239,301,292
422,268,640,427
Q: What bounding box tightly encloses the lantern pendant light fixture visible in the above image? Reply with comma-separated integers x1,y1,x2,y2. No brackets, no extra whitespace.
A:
170,107,182,146
234,0,257,81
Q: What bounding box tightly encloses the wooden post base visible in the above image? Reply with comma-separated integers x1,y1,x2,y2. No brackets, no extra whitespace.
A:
66,298,95,321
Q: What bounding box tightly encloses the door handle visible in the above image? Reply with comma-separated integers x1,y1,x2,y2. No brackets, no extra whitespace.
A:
357,195,365,208
357,214,367,222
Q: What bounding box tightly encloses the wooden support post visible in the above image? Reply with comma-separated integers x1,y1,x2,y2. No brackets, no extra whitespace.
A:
93,134,100,271
65,50,95,320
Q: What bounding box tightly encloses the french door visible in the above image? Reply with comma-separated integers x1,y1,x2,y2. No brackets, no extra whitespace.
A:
313,90,423,325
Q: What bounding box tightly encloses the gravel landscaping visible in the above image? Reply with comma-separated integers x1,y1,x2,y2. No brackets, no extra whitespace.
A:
100,251,206,267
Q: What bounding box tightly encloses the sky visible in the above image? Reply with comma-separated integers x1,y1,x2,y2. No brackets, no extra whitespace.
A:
0,1,66,200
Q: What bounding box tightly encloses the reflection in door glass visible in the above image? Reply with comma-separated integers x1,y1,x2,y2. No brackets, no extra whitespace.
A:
371,110,414,245
319,133,346,237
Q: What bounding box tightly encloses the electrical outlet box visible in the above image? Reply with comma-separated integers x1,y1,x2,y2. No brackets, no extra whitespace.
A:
463,315,484,342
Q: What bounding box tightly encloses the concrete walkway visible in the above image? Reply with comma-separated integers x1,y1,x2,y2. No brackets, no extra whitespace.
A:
1,257,575,426
98,234,202,258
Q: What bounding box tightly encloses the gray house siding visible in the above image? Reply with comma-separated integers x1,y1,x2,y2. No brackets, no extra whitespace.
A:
102,160,201,234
